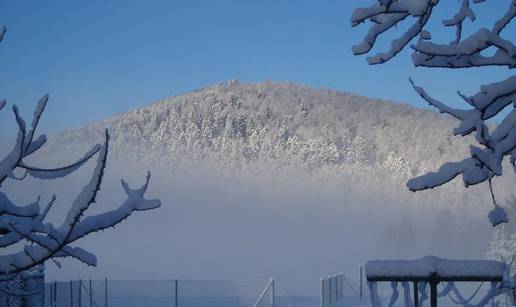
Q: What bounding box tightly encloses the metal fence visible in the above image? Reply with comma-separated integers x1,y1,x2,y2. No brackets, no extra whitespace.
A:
1,267,45,307
321,272,367,307
44,278,275,307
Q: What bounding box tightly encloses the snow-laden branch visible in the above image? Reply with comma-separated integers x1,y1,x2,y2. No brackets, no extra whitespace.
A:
352,0,515,226
0,98,101,188
0,193,39,218
352,0,515,68
68,172,160,242
20,145,101,180
407,157,491,191
408,77,516,188
351,0,438,65
410,78,482,137
0,162,160,281
411,0,515,69
0,101,161,281
412,27,516,69
443,0,476,44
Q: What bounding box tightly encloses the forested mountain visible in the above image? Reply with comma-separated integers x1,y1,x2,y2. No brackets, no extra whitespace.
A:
40,81,512,212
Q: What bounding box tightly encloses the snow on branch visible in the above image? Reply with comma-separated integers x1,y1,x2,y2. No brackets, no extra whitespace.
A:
443,0,476,44
352,0,515,225
351,0,438,65
0,101,161,281
0,193,39,218
352,0,515,68
409,78,482,136
412,27,516,69
0,100,101,187
411,0,515,69
68,172,161,242
407,158,490,191
407,75,516,187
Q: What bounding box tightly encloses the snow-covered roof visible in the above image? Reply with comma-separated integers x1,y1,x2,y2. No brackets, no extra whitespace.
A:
366,256,503,282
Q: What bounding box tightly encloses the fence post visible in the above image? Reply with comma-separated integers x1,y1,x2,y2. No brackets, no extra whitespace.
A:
336,275,339,300
332,275,335,302
321,278,325,307
6,282,10,307
105,278,108,307
54,281,57,307
337,275,339,301
334,275,338,302
413,282,419,307
89,279,93,307
79,280,82,307
339,273,343,300
174,279,178,307
70,280,73,307
329,276,332,305
271,278,275,307
359,265,363,299
430,281,437,307
341,274,344,299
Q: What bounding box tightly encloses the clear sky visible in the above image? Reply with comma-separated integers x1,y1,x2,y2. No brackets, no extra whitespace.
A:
0,0,513,134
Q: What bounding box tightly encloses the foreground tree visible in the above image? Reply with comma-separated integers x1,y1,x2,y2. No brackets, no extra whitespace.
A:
0,27,161,287
351,0,515,226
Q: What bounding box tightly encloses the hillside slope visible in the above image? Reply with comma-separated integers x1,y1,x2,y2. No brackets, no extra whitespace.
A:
40,81,510,211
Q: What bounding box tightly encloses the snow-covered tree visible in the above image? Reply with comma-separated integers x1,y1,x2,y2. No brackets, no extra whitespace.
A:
351,0,515,225
487,196,516,264
0,27,161,284
487,226,516,263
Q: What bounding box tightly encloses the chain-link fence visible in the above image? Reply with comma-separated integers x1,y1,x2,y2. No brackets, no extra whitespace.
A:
321,273,367,307
0,267,45,307
44,278,275,307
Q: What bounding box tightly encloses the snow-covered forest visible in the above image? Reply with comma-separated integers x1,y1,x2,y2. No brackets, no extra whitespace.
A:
37,81,515,211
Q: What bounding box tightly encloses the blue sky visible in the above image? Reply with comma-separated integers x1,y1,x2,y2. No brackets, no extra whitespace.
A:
0,0,513,134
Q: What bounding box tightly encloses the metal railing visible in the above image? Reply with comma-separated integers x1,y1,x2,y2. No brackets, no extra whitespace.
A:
45,278,274,307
